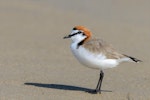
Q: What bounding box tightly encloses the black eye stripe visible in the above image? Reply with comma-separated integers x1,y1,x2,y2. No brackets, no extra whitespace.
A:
69,32,80,37
77,31,82,33
69,31,83,37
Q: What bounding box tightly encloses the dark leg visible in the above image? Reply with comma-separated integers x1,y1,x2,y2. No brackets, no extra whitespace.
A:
98,70,104,93
87,70,104,94
95,70,104,94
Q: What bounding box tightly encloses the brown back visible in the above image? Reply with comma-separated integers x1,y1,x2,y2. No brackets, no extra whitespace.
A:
83,38,125,59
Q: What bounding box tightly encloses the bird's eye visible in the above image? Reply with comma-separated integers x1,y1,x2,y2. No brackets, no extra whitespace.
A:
77,31,85,36
77,31,82,34
73,27,77,30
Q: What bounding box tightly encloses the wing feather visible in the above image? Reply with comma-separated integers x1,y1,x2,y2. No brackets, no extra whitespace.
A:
83,38,125,59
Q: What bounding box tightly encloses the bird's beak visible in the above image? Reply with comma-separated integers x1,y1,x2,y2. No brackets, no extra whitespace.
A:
63,35,71,39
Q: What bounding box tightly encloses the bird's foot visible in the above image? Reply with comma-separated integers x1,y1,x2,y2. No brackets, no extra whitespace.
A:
87,89,101,94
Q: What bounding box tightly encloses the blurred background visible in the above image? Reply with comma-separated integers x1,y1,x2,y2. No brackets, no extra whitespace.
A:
0,0,149,99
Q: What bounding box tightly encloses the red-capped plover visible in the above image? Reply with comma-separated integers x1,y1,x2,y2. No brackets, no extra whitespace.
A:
64,26,141,94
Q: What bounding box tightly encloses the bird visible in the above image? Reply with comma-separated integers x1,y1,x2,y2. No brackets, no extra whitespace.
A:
63,26,142,94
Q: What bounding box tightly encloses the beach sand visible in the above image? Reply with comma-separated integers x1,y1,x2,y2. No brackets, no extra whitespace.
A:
0,0,149,99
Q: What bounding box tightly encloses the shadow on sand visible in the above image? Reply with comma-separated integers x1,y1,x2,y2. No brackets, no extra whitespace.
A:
24,82,112,94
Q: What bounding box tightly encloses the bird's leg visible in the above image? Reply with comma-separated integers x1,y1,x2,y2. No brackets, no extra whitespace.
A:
98,70,104,93
95,73,101,92
88,70,104,94
94,70,104,94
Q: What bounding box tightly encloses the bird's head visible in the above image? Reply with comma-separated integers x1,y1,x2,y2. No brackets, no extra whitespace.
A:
64,26,92,43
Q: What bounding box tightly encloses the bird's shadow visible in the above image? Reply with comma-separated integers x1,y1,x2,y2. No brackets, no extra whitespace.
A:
24,82,112,94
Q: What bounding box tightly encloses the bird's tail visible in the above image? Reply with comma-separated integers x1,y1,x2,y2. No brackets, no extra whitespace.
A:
123,54,142,63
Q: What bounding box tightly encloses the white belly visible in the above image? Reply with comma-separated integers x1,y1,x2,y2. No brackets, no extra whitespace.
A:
71,44,119,70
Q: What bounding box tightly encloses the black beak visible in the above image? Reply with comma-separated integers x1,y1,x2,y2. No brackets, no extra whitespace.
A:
63,35,71,39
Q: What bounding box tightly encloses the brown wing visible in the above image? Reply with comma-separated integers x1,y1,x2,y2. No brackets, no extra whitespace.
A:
83,38,125,59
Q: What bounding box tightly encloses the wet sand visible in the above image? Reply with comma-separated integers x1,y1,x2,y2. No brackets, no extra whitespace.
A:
0,0,149,99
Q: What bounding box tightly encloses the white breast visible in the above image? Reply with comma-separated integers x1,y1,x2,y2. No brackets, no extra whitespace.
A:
71,43,119,70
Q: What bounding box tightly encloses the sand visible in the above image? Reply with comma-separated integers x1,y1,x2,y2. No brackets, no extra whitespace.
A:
0,0,150,100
